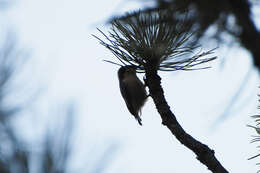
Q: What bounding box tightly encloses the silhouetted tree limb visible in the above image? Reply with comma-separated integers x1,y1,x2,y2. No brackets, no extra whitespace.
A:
95,10,228,173
144,61,228,173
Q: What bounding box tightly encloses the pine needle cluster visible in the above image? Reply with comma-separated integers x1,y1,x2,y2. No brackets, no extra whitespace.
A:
94,9,216,72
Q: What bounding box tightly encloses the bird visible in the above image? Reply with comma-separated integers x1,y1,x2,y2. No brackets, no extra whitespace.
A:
118,65,148,125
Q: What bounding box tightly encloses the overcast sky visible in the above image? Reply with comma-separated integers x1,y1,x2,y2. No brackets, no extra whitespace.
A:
3,0,260,172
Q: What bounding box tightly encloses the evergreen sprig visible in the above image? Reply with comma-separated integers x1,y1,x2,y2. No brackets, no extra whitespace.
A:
93,10,216,72
248,95,260,164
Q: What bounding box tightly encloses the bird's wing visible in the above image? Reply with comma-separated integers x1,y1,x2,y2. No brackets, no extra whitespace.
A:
119,81,136,116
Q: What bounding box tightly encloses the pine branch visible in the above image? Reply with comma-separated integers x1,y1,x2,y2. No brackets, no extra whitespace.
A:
248,94,260,168
94,10,216,72
144,64,228,173
94,9,227,173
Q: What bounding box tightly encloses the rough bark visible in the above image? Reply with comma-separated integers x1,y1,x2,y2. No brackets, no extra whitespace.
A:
144,64,228,173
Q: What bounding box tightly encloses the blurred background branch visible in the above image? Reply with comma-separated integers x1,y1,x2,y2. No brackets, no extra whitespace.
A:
115,0,259,126
0,32,119,172
0,5,119,173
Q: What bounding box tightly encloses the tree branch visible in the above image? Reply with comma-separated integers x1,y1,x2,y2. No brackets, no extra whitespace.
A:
144,63,228,173
95,9,228,172
227,0,260,70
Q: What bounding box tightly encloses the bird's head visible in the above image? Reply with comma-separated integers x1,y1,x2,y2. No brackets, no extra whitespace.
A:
118,66,137,80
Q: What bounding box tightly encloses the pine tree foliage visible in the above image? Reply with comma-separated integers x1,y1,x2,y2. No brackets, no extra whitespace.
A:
94,10,216,72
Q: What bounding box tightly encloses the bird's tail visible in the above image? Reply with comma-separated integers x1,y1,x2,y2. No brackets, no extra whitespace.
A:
135,115,142,126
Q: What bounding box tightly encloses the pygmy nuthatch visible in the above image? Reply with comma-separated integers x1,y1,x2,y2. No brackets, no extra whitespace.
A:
118,66,148,125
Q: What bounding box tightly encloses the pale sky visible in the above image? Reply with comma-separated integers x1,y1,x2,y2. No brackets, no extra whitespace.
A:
3,0,260,172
